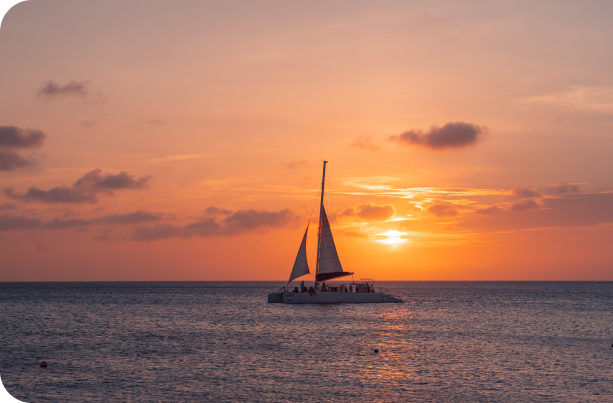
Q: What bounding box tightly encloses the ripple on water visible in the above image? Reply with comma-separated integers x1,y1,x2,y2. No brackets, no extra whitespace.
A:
1,281,613,402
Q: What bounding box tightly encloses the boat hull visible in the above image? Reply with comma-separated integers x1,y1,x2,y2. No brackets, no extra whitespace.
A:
267,291,402,304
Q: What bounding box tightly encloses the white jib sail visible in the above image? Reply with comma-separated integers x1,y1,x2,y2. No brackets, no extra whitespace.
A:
288,226,310,283
317,207,344,274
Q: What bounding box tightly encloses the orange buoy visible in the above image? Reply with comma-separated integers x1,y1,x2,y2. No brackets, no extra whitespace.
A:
40,361,47,367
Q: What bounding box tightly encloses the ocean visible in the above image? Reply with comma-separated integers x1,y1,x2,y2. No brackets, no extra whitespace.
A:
1,281,612,402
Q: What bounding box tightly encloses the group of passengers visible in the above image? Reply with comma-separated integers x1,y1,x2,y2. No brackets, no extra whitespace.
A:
293,280,374,295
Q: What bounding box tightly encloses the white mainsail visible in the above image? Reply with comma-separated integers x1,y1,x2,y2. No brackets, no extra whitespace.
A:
288,226,310,283
314,161,353,282
317,207,343,275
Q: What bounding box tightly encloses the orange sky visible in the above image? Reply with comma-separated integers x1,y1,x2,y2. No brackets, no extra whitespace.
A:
1,0,612,281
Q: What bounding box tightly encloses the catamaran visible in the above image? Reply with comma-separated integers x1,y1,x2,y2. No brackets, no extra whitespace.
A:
268,161,403,304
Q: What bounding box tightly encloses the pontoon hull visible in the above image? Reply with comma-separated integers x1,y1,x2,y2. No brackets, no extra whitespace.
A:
267,291,402,304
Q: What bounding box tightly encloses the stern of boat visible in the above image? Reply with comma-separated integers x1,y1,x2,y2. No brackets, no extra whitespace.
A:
267,292,284,303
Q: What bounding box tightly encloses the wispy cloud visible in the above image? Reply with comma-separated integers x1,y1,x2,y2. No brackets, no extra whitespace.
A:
351,136,380,152
149,154,212,163
0,215,88,231
133,208,298,241
521,85,613,114
511,199,540,212
427,202,459,217
341,227,369,238
341,203,396,221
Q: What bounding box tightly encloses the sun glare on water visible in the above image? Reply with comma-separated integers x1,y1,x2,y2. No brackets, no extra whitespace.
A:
378,230,407,245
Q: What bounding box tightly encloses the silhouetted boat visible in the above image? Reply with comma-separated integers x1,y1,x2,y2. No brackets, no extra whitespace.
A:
268,161,402,304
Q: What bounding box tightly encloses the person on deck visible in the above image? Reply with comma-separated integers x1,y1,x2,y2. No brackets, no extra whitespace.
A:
300,281,306,293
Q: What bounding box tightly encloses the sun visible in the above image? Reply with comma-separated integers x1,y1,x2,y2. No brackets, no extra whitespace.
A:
378,230,407,245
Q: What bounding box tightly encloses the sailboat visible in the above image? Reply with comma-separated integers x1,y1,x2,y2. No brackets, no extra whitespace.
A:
268,161,403,304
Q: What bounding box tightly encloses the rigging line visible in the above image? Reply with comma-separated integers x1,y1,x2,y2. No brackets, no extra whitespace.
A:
326,169,351,273
308,188,320,225
308,188,321,284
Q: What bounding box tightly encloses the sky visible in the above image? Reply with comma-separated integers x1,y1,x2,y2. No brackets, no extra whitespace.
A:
0,0,612,281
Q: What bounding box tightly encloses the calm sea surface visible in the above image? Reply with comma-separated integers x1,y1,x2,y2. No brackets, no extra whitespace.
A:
1,282,612,402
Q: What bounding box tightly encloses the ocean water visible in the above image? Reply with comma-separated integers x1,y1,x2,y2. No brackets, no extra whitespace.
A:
1,282,612,402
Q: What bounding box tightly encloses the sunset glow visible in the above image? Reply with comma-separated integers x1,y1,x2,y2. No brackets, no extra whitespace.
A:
378,230,407,246
1,1,612,281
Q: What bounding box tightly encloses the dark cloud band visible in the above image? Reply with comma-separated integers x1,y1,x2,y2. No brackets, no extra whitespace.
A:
3,169,152,204
0,150,33,171
133,208,298,241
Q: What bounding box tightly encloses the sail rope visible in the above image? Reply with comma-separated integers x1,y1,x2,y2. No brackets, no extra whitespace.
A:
308,188,320,284
325,169,351,276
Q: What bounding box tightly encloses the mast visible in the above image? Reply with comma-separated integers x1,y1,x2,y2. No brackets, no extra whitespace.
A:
315,160,327,282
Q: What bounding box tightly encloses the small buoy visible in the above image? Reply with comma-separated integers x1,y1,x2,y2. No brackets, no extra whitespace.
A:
40,361,47,368
374,349,379,353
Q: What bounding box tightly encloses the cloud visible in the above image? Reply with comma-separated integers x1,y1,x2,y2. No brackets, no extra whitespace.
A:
474,205,505,215
0,126,46,171
38,80,89,98
0,215,42,230
351,136,380,152
341,203,396,221
133,223,182,241
513,188,541,199
184,218,222,237
133,208,298,241
0,126,46,149
342,227,369,238
73,169,151,191
4,169,151,204
520,85,613,114
0,150,34,171
389,122,485,150
0,210,163,233
0,203,18,211
204,206,233,215
149,154,212,163
3,187,96,203
101,211,163,225
511,199,540,212
42,218,89,230
542,184,580,195
427,203,458,217
221,209,297,235
0,215,88,230
462,193,613,231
